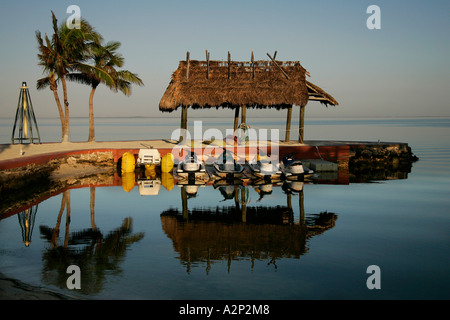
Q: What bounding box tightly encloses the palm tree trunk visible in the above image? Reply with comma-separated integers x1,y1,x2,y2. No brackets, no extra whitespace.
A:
64,190,71,248
90,187,97,231
50,86,66,141
61,76,70,143
88,86,97,142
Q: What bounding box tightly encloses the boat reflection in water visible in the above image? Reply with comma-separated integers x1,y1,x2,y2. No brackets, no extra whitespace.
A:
161,176,337,274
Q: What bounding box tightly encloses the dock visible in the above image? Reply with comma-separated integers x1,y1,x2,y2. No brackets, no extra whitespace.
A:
0,139,411,167
0,139,417,189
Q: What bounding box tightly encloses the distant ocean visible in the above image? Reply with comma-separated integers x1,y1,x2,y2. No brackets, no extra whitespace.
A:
3,115,449,145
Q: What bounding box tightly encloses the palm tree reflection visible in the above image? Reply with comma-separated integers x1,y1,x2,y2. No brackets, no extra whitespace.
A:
39,189,144,294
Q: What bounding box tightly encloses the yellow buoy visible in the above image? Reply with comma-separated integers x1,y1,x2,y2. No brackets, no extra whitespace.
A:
121,172,135,192
145,164,157,179
161,153,174,173
161,172,175,191
121,152,135,174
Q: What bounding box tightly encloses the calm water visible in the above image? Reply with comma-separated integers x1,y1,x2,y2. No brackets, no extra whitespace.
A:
1,117,449,300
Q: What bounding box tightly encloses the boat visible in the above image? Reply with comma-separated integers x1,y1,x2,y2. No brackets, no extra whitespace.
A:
136,146,161,167
282,180,304,194
137,178,161,196
175,151,208,181
280,153,313,178
248,154,282,179
212,150,244,179
177,151,205,173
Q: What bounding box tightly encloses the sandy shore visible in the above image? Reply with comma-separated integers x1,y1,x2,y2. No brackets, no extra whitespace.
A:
0,140,180,162
0,272,82,300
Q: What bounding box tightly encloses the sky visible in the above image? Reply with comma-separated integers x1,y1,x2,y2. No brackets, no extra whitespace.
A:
0,0,449,120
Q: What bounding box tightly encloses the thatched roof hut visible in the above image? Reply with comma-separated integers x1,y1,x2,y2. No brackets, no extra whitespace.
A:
159,52,338,142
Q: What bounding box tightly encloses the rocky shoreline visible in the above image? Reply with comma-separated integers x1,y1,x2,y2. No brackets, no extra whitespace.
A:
0,152,115,216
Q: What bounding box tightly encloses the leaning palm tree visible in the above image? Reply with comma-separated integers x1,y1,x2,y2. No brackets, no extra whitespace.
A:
36,11,103,142
67,41,143,141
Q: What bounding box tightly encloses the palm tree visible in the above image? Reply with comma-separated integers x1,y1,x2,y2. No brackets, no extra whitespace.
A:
36,11,102,142
67,41,143,141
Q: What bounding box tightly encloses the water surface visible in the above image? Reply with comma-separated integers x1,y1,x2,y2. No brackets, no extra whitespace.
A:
0,117,449,300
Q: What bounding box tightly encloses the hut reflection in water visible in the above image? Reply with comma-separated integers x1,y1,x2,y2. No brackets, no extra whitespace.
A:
161,182,337,274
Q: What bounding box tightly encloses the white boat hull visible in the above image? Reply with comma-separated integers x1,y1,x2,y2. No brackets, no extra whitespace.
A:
281,161,305,176
176,161,208,181
213,162,244,178
249,161,282,178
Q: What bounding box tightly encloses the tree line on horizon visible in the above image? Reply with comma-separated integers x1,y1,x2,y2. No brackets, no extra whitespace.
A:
36,11,144,143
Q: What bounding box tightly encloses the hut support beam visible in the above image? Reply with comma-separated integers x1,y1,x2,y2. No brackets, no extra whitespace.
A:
299,189,305,225
180,105,188,141
234,107,240,132
241,105,247,125
285,106,292,141
298,105,305,143
181,186,188,221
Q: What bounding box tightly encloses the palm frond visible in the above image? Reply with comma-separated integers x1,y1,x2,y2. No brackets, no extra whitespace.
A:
36,77,51,90
66,72,98,87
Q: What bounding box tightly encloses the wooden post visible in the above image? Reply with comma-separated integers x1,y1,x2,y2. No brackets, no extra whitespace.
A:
206,50,210,79
287,193,292,211
228,51,231,79
299,189,305,226
181,186,188,221
298,105,305,143
241,105,246,125
251,51,255,80
180,105,188,141
285,105,292,142
273,50,277,60
241,187,247,223
267,53,289,79
186,51,190,80
234,106,240,132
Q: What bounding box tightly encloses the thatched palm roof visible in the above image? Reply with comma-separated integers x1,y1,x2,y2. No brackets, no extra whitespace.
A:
159,55,338,112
